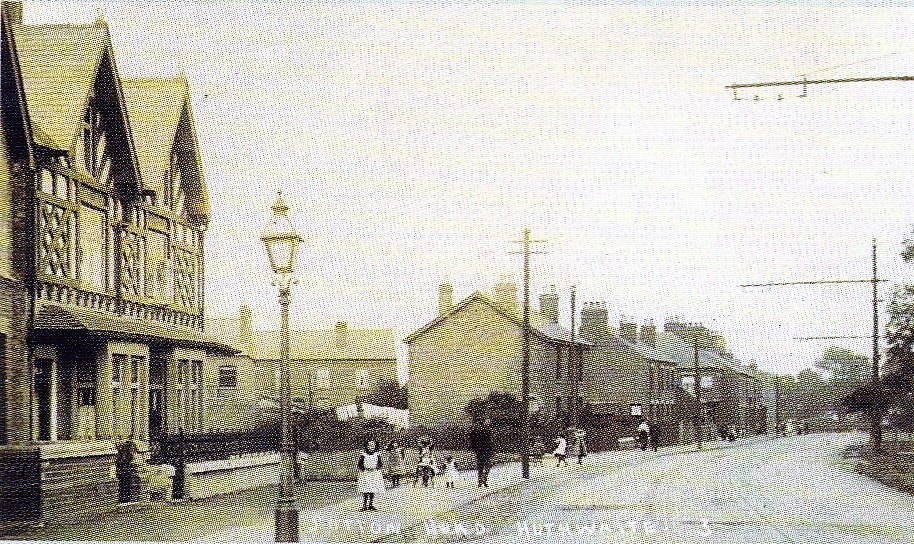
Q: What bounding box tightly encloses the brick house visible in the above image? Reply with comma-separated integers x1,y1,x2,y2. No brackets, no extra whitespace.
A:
660,319,765,438
0,3,233,523
404,281,591,427
205,306,398,427
577,306,680,440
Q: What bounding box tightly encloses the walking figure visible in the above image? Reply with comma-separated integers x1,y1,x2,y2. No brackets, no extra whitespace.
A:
574,429,587,464
440,456,459,488
357,439,385,511
468,418,494,487
638,419,650,451
649,422,660,451
553,433,568,466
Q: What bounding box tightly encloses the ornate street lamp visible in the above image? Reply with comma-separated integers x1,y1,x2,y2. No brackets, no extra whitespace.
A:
261,191,303,542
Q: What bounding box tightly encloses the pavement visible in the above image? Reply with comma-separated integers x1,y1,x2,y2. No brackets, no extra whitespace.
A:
202,438,769,543
11,433,904,543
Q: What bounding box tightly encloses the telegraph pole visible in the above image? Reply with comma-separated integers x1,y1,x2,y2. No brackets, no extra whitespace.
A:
570,285,579,430
872,240,882,451
694,337,702,450
774,374,781,436
510,228,546,479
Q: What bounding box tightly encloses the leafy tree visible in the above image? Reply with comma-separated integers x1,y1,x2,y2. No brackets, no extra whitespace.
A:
465,391,524,426
816,346,867,385
366,378,408,409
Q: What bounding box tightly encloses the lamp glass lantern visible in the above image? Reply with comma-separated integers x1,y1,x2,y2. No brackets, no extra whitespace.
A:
261,191,303,275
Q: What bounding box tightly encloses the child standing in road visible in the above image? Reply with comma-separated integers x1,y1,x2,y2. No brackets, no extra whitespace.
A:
357,439,385,511
440,456,459,488
554,434,568,467
385,441,407,488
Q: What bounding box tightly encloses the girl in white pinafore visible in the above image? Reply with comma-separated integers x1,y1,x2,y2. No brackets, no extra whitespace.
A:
357,439,385,511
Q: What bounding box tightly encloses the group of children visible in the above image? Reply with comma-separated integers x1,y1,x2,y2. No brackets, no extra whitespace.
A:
356,438,462,512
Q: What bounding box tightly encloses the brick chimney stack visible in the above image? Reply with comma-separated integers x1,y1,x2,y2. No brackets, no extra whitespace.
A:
640,319,657,346
238,304,253,355
335,321,348,347
3,2,23,24
539,285,559,324
579,302,608,342
438,280,453,317
619,316,638,343
493,274,518,315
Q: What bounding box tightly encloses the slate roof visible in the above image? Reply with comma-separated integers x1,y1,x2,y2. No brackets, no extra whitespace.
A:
122,76,210,219
11,22,108,151
121,78,186,191
251,328,397,361
35,304,237,354
403,291,592,347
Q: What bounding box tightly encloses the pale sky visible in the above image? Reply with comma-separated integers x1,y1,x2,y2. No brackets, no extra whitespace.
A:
25,1,914,378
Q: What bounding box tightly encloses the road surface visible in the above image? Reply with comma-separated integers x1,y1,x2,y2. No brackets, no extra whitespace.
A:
384,433,914,544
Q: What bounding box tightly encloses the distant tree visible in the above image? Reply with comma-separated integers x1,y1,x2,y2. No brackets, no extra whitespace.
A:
464,391,524,426
816,346,867,414
816,346,867,385
795,368,828,419
366,378,408,409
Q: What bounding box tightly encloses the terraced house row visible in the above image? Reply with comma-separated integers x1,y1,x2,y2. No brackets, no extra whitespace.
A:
0,1,234,523
406,280,772,447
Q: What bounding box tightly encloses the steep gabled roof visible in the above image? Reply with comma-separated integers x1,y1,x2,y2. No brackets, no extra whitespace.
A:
1,3,32,165
12,22,106,151
12,19,142,190
252,327,397,361
122,76,210,220
404,290,592,347
121,77,185,187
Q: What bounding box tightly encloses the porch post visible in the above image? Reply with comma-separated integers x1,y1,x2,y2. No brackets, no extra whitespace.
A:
96,349,113,439
139,356,149,440
48,357,57,441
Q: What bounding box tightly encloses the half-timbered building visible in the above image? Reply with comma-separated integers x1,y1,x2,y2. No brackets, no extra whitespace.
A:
0,2,233,523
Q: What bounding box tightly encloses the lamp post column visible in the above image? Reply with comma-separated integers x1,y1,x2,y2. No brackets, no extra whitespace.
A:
275,276,298,542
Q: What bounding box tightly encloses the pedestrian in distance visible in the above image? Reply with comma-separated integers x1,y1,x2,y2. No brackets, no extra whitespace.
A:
553,433,568,466
531,435,545,466
385,441,407,489
416,443,438,487
638,419,650,451
649,422,660,452
574,429,587,464
357,439,385,511
440,456,459,488
468,417,494,487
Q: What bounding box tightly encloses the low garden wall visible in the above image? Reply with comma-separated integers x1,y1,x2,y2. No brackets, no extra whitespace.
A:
183,452,280,500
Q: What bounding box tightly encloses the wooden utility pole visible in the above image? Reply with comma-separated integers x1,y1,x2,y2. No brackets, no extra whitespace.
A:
510,228,545,479
570,285,579,430
872,240,883,451
774,374,781,435
694,337,702,450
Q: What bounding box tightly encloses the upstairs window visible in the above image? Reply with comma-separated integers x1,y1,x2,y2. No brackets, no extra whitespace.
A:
76,100,110,184
355,368,370,389
164,150,186,216
314,367,330,390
